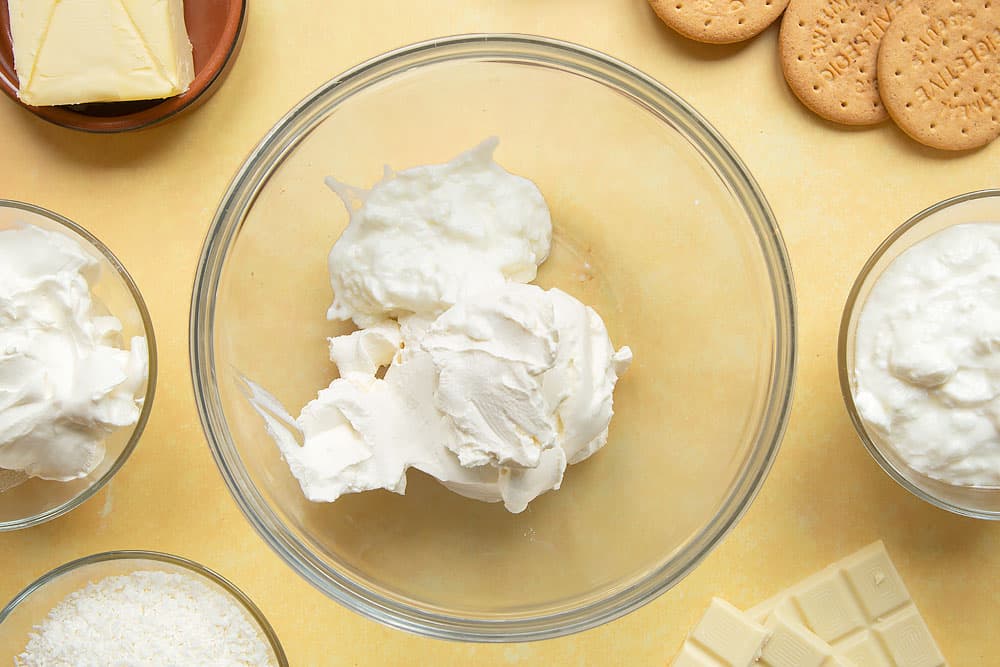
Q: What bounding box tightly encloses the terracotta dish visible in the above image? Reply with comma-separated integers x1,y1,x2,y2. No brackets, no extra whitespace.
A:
0,0,246,132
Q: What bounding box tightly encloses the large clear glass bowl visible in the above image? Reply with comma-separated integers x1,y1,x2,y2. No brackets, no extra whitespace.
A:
0,550,287,664
0,200,156,531
191,34,796,640
840,189,1000,520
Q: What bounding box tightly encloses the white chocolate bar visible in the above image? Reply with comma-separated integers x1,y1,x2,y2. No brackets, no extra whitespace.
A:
747,542,946,667
671,543,946,667
672,603,856,667
671,598,769,666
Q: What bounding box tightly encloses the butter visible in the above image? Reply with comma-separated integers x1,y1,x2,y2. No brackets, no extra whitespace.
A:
7,0,194,106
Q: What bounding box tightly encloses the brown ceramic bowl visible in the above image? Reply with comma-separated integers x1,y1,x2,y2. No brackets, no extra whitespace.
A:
0,0,246,132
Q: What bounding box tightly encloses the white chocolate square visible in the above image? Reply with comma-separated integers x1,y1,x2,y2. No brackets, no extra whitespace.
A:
759,616,832,667
843,547,910,621
837,631,894,667
876,607,946,667
673,643,723,667
794,574,867,642
671,598,769,666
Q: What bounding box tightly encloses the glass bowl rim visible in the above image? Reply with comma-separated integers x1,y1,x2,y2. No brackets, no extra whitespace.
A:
189,32,797,641
0,549,288,665
838,188,1000,521
0,199,158,531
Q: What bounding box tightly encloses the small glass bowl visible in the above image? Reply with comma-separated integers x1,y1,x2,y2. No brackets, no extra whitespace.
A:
0,200,156,530
0,550,288,665
839,189,1000,520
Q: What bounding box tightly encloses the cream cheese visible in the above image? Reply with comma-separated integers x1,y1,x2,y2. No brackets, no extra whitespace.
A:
0,224,147,481
426,285,632,510
243,344,503,506
544,288,634,465
422,283,560,469
249,285,631,513
327,319,402,376
854,222,1000,486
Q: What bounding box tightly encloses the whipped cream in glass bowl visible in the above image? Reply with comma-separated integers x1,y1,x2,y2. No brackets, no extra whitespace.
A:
840,189,1000,520
191,35,795,641
0,201,156,530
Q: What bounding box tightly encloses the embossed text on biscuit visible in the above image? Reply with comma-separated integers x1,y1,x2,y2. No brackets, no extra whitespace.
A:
816,0,905,83
695,0,747,17
912,25,1000,115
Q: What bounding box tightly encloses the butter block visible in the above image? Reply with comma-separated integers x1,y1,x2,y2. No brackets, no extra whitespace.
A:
748,542,946,667
7,0,194,106
671,598,769,666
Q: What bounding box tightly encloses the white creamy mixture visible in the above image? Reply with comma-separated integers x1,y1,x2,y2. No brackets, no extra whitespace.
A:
0,224,147,481
854,222,1000,486
325,137,552,327
250,140,631,512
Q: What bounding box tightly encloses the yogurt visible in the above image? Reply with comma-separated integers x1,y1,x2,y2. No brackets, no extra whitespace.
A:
325,138,552,328
0,224,147,481
853,222,1000,487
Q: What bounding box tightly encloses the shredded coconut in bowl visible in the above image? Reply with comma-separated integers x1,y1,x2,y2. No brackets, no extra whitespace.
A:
16,570,277,667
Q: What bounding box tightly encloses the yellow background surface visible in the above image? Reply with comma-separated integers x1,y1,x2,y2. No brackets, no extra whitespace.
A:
2,1,999,664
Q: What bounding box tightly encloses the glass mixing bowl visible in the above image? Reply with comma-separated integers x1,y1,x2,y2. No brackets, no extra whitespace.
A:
0,550,287,664
0,200,156,530
191,34,796,640
840,189,1000,520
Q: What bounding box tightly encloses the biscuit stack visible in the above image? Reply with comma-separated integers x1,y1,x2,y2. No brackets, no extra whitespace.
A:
648,0,1000,150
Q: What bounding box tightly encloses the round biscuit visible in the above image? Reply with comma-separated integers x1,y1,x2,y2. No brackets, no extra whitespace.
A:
779,0,908,125
649,0,790,44
878,0,1000,150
